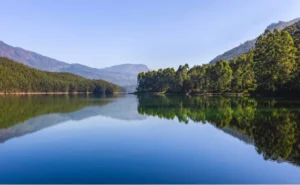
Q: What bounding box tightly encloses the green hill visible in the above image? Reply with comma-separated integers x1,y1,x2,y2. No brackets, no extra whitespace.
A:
0,57,124,94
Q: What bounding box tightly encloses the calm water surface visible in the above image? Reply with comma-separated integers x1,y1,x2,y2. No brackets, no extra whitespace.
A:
0,94,300,183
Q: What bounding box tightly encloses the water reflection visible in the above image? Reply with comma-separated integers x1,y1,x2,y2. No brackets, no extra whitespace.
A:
137,95,300,167
0,95,145,143
0,94,300,183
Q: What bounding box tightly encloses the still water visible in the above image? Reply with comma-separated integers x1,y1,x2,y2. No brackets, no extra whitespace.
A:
0,94,300,183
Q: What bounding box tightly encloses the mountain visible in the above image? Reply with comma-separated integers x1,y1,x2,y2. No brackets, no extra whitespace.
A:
99,64,149,74
283,20,300,37
0,57,122,94
209,17,300,64
0,41,150,89
59,64,141,87
0,41,69,71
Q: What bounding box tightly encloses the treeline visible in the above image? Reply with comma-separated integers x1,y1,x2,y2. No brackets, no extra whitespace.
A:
137,21,300,95
137,95,300,166
0,57,125,94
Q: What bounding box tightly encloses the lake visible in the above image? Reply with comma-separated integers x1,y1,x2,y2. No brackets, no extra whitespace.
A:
0,94,300,183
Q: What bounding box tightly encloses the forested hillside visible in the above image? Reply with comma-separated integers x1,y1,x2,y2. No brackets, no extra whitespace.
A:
0,57,124,94
137,21,300,95
209,18,300,64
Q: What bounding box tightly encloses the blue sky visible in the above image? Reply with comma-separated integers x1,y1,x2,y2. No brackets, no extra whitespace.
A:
1,0,300,69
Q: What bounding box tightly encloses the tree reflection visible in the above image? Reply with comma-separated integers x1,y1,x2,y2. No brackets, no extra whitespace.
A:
0,95,110,129
137,95,300,166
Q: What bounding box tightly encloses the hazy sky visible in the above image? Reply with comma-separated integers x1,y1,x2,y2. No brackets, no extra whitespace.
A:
1,0,300,69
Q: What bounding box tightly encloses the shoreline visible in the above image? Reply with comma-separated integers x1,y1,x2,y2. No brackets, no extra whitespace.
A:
132,92,250,96
0,92,91,95
193,92,250,96
0,91,123,95
133,92,300,98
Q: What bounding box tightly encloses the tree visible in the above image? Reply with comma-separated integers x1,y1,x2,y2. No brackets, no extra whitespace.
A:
188,65,210,93
290,31,300,90
230,51,256,93
254,29,297,92
173,64,190,92
210,60,232,92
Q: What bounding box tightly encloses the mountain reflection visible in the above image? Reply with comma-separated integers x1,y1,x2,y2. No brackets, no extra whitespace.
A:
0,95,145,143
2,94,300,168
137,95,300,167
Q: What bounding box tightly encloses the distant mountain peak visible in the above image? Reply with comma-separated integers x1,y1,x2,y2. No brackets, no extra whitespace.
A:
266,18,300,31
99,63,150,74
0,40,69,71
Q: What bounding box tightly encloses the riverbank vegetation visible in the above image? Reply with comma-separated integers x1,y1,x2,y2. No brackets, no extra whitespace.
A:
137,21,300,95
0,57,125,94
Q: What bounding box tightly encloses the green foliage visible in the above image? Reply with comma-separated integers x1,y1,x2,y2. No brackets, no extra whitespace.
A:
230,52,256,92
284,21,300,90
137,68,176,92
138,60,236,93
174,64,190,92
254,29,297,92
209,60,233,92
0,57,124,94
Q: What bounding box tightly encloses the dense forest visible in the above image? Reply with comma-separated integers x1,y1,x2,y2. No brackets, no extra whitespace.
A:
137,95,300,167
0,57,125,94
137,21,300,95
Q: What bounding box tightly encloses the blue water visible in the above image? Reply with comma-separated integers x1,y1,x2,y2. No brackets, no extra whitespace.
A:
0,95,300,183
